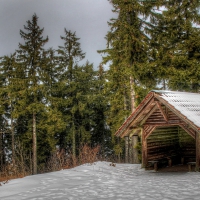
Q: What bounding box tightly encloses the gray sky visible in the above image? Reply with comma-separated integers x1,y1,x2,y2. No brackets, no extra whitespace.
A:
0,0,116,69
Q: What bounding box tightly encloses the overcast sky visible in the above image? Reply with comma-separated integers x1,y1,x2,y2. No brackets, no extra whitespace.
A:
0,0,116,69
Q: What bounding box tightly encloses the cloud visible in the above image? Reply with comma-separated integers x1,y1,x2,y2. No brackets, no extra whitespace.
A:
0,0,116,68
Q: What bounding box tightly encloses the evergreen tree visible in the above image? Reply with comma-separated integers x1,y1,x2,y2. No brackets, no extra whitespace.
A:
15,14,50,174
90,64,112,157
57,29,85,158
99,0,158,159
150,0,200,92
0,54,17,165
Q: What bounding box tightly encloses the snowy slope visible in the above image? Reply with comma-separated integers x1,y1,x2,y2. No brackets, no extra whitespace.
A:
1,162,200,200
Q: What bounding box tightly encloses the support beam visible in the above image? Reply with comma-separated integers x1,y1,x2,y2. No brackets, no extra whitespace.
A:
156,101,168,121
132,134,139,164
180,124,195,139
195,131,200,171
141,128,147,168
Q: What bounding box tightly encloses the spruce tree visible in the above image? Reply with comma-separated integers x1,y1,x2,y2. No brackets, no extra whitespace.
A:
0,54,17,165
99,0,157,159
151,0,200,92
57,29,85,158
15,14,49,174
90,64,112,157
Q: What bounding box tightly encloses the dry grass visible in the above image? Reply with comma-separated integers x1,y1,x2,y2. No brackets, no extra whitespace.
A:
46,144,101,171
0,144,103,184
0,163,31,184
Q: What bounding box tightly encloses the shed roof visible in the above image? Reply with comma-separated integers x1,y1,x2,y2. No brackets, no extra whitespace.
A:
154,90,200,128
115,90,200,137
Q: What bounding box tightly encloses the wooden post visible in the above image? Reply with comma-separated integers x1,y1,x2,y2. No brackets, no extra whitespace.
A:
154,161,158,171
188,164,192,172
125,136,129,163
168,158,172,167
195,131,200,171
132,134,139,164
142,129,147,168
181,157,184,165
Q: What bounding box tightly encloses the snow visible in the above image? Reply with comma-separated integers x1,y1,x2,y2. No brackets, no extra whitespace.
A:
155,90,200,128
160,92,200,128
1,162,200,199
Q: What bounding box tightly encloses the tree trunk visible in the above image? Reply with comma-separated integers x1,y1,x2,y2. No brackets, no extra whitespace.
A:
130,76,135,113
163,79,166,90
0,131,3,167
72,119,76,166
11,116,15,165
125,136,129,163
30,151,32,175
33,112,37,174
72,127,76,158
123,91,128,111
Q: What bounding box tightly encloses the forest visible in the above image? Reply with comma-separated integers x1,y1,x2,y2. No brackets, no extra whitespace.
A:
0,0,200,178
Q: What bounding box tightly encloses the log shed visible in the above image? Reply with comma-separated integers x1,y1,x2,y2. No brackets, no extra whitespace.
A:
115,90,200,171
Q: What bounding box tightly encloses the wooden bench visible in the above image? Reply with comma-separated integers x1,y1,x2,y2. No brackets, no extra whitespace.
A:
147,155,178,170
187,162,196,172
148,161,159,171
180,155,195,165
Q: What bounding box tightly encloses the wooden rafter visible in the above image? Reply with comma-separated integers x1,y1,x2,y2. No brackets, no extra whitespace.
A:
115,92,154,137
143,125,156,139
155,101,168,121
129,98,156,128
179,124,195,139
140,104,158,126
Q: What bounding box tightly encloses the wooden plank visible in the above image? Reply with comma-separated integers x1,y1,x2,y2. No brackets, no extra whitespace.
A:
145,122,182,125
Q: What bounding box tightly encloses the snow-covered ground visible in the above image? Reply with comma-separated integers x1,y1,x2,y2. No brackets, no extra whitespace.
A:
1,162,200,200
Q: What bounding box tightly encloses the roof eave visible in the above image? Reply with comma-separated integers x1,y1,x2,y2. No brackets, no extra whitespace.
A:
115,91,154,137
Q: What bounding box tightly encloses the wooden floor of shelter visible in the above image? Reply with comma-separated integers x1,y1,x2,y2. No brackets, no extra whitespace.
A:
147,164,197,172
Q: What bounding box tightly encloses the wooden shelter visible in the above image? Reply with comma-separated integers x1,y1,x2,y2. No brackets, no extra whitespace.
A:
115,90,200,171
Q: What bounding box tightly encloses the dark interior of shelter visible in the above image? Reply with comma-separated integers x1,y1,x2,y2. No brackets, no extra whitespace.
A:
146,126,195,171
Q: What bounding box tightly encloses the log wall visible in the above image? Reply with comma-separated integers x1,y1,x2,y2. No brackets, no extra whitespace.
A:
146,126,195,165
178,127,196,163
147,126,179,162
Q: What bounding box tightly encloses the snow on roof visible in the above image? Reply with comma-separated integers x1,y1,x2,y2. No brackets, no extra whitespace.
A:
154,90,200,128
